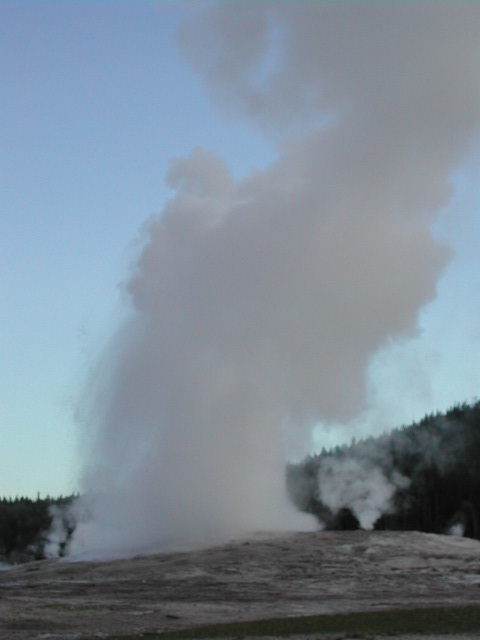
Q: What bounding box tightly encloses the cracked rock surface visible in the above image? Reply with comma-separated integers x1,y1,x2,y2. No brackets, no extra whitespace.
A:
1,530,480,639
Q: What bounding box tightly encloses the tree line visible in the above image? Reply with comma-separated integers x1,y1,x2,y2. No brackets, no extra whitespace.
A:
1,401,479,564
287,401,480,538
0,494,75,564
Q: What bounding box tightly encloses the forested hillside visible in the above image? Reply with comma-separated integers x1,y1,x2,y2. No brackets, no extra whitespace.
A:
0,495,75,564
287,401,480,538
1,402,479,564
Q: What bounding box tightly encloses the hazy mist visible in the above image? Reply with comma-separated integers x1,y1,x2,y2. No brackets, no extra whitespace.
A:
66,2,479,558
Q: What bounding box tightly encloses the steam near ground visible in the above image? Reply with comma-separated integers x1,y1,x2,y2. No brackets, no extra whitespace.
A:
55,3,479,559
317,456,409,530
314,413,468,530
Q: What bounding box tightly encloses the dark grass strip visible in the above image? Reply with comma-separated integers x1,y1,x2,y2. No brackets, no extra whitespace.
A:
98,604,480,639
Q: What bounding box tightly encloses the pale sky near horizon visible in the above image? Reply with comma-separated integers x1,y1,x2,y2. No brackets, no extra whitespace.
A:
1,1,479,499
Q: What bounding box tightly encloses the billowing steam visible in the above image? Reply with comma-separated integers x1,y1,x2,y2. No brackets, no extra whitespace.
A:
65,3,479,558
317,456,409,530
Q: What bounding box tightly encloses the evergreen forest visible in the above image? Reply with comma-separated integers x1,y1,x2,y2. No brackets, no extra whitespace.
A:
1,401,479,565
0,494,75,564
287,401,480,537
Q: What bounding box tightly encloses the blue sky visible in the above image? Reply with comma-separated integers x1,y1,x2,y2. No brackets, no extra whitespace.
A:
1,2,479,499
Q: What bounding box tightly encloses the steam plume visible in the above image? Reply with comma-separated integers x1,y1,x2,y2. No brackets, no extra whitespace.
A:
68,3,479,558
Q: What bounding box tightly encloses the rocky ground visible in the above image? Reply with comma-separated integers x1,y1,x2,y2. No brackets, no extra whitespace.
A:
1,530,480,640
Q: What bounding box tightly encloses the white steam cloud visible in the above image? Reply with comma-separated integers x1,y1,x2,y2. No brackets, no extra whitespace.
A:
317,456,409,530
315,413,470,530
68,3,479,558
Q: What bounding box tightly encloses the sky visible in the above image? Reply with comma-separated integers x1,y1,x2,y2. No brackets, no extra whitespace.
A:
1,1,479,503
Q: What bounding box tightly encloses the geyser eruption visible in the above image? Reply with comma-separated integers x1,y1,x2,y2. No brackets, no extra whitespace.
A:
68,3,479,558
